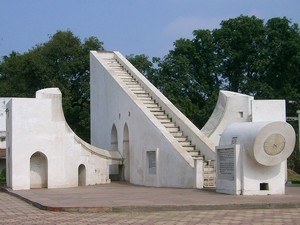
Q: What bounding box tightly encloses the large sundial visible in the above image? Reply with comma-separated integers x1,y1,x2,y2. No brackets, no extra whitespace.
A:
263,133,286,156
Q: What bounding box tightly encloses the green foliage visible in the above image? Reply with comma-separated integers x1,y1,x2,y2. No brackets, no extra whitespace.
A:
0,31,104,141
0,169,5,183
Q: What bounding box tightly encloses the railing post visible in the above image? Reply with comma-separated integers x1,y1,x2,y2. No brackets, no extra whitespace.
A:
194,157,204,189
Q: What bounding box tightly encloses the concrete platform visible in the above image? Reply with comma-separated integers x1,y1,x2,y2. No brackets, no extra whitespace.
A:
1,182,300,212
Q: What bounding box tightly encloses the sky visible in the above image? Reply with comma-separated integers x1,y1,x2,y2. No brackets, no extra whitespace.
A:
1,0,300,59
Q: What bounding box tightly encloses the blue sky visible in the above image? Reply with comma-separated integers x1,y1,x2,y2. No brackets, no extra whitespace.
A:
1,0,300,59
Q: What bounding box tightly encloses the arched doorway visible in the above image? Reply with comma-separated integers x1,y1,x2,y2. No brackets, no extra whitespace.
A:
30,152,47,188
123,123,130,181
78,164,86,186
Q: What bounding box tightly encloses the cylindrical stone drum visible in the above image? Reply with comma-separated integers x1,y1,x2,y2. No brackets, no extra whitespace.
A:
219,121,295,166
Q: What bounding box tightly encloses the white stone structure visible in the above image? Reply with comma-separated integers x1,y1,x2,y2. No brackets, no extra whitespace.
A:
90,51,295,190
90,51,216,188
4,50,294,194
201,91,254,147
207,91,294,195
6,88,122,190
216,121,295,195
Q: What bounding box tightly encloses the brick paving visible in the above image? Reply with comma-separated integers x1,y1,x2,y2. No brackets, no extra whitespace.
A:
1,191,300,225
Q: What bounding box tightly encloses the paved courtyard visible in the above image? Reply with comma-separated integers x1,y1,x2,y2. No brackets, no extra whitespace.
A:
1,182,300,224
1,191,300,225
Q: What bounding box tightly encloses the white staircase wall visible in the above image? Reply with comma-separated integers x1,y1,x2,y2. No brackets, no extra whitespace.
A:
91,51,215,188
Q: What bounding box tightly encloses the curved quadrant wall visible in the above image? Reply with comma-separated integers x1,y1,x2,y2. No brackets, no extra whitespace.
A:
6,88,122,190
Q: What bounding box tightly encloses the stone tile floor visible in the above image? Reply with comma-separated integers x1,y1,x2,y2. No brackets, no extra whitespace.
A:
1,191,300,225
5,182,300,211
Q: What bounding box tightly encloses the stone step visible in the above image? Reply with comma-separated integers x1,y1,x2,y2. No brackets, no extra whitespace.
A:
123,80,141,88
106,62,119,66
108,62,120,65
124,81,138,85
119,74,132,78
187,150,201,156
149,107,162,112
129,87,144,91
146,103,160,108
141,99,156,104
178,140,191,146
151,110,165,116
203,167,215,172
109,65,122,68
170,131,184,136
182,145,196,151
157,118,172,123
174,136,188,142
204,181,216,187
166,127,180,132
204,174,216,179
162,122,177,128
136,92,149,97
155,114,168,119
138,97,153,101
133,90,148,94
113,69,126,73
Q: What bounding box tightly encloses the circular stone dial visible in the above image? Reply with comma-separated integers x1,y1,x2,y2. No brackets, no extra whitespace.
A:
263,133,286,156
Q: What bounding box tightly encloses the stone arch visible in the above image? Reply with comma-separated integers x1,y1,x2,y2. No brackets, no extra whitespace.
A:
30,151,47,188
123,123,130,181
109,124,120,180
111,124,118,151
78,164,86,186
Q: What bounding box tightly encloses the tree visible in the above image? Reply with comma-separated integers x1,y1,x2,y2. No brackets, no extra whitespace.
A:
0,31,104,141
153,30,219,128
213,15,266,93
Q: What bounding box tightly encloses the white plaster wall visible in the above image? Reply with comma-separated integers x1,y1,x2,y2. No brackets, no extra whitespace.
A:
201,91,253,147
7,89,122,190
241,153,285,195
252,100,286,122
216,144,286,195
91,52,195,188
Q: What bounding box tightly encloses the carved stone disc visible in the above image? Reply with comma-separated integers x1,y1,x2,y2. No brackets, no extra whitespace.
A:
263,133,286,156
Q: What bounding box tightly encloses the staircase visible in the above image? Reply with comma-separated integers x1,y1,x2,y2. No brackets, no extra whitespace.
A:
103,57,215,187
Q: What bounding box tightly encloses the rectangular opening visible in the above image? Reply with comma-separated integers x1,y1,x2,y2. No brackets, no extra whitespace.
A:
260,183,269,191
238,111,244,118
147,151,156,175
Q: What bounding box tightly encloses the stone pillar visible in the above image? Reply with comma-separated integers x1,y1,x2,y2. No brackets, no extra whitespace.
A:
194,157,204,189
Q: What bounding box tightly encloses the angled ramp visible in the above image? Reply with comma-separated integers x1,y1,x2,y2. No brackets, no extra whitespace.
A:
91,51,215,188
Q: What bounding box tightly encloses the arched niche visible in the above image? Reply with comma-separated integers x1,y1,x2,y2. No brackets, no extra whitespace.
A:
78,164,86,186
30,151,48,188
123,123,130,181
111,124,118,151
109,124,120,180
